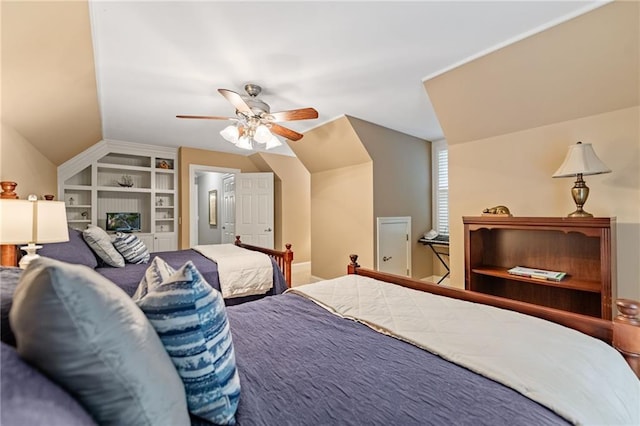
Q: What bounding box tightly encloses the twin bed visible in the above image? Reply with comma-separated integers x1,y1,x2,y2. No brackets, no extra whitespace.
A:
2,237,639,424
36,228,293,305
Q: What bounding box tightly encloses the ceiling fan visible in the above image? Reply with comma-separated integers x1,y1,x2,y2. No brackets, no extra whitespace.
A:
177,84,318,149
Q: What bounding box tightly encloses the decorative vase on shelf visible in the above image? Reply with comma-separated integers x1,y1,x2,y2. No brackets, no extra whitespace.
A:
68,197,75,206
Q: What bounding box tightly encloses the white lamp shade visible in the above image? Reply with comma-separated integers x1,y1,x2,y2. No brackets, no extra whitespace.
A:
253,125,272,144
220,125,239,143
0,200,34,244
236,136,253,150
35,201,69,243
553,142,611,178
265,135,283,150
0,199,68,244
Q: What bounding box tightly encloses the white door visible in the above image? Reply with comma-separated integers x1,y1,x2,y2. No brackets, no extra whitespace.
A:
235,172,274,249
221,174,235,244
377,217,411,276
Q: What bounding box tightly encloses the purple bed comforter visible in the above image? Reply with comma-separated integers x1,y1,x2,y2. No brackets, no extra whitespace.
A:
220,293,569,426
97,249,287,306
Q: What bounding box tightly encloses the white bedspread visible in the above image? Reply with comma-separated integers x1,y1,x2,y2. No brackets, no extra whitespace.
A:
193,244,273,298
288,275,640,426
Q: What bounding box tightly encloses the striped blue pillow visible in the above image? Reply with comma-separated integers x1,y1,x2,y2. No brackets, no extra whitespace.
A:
113,232,150,264
133,257,240,425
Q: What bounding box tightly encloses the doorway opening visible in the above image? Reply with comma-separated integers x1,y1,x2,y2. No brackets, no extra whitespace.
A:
189,165,239,247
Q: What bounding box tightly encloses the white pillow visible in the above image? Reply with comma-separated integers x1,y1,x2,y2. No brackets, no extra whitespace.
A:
82,225,125,267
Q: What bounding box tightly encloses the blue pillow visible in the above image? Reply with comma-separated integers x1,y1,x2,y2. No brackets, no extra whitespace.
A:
38,228,98,269
9,257,190,426
113,232,150,264
133,257,241,425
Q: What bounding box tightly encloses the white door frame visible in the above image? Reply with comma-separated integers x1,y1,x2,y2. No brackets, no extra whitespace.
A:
376,216,412,276
188,164,240,248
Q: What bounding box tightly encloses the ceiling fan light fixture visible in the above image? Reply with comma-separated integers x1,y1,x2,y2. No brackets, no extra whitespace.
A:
236,136,253,150
265,135,283,150
220,125,239,143
253,124,272,144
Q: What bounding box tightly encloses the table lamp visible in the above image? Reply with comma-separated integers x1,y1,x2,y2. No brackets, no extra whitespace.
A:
0,197,69,268
552,141,611,218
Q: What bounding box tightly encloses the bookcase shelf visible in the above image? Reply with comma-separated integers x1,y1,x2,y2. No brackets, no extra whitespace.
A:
470,266,601,293
464,216,616,320
58,141,179,252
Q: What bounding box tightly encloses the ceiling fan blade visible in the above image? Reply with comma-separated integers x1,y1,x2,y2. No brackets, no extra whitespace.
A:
176,115,234,120
218,89,253,115
270,123,304,141
269,107,319,122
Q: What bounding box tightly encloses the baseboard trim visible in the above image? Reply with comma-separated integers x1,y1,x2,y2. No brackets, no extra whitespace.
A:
291,261,311,273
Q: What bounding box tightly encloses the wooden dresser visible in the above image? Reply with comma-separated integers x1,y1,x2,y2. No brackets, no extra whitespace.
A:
464,216,615,320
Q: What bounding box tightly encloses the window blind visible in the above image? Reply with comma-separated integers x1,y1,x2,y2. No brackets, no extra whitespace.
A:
433,143,449,236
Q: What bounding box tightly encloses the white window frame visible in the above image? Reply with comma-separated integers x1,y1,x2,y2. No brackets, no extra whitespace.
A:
432,140,449,236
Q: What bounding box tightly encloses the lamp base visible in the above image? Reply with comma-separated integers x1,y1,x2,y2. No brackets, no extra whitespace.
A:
567,209,593,218
18,243,42,269
567,174,594,218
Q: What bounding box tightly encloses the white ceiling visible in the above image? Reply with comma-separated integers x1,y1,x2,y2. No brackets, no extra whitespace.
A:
89,1,606,156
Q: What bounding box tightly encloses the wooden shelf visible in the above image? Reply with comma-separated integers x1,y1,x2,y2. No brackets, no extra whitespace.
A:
471,266,601,293
464,216,615,320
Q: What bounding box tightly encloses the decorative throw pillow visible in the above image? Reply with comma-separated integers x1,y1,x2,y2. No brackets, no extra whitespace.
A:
9,257,190,426
39,227,99,269
134,257,241,425
82,225,125,267
113,232,150,264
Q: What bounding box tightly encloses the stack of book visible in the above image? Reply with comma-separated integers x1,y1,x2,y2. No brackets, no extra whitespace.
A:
507,266,567,281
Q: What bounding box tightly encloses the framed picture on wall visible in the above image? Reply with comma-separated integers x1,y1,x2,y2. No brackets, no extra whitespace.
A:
209,190,217,226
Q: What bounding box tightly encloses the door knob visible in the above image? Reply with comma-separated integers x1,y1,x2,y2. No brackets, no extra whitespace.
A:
265,228,272,232
383,256,392,262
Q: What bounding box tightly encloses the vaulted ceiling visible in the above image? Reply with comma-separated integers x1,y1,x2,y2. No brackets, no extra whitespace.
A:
2,1,608,164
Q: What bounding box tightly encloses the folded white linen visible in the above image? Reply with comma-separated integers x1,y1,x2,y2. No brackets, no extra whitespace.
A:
289,275,640,426
193,244,273,298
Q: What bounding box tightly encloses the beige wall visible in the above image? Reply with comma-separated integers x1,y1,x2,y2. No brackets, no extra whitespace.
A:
448,107,639,299
0,123,57,198
2,0,102,165
425,1,639,300
312,163,374,279
425,1,638,145
257,153,311,263
348,117,433,279
293,115,433,279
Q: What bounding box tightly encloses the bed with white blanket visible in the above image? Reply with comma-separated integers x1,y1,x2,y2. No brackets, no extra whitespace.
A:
38,229,293,306
213,259,639,425
1,255,638,425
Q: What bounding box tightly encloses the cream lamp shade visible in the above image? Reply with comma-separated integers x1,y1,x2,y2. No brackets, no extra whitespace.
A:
0,199,69,268
552,142,611,178
552,142,611,218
